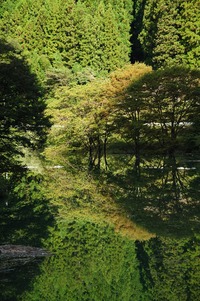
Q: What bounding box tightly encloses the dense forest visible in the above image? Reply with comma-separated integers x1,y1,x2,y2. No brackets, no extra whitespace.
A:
0,0,200,241
0,1,200,299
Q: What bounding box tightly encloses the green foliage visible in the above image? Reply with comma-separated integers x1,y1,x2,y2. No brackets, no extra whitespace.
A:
0,172,53,245
0,0,133,81
21,220,142,301
1,0,199,74
0,3,200,299
0,39,50,172
44,63,151,170
106,154,200,237
138,0,200,69
151,1,185,68
115,67,200,155
137,235,200,300
179,0,200,69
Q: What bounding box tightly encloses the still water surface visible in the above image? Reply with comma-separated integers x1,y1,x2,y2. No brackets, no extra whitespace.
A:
0,156,200,300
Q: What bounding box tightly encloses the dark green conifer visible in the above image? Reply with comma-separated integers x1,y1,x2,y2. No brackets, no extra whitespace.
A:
138,0,200,69
152,1,185,68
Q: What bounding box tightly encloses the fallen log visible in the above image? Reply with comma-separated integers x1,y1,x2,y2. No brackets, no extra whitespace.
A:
0,245,50,258
0,245,51,273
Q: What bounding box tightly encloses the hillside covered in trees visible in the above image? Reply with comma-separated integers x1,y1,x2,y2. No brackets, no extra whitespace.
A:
0,1,200,299
0,0,199,82
0,0,200,241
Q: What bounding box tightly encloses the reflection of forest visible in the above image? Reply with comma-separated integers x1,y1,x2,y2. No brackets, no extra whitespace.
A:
20,220,200,301
21,220,142,301
103,154,200,237
136,235,200,301
0,173,53,246
1,154,199,300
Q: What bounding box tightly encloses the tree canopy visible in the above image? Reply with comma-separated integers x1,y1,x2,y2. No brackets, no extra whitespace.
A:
0,0,133,81
0,2,199,299
0,39,50,171
115,67,200,155
137,0,200,69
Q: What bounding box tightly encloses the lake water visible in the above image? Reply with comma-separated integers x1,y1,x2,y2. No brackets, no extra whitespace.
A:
0,155,200,300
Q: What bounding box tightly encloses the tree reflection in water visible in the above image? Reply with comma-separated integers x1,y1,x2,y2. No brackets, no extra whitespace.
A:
105,154,200,237
136,235,200,301
20,220,200,301
21,220,142,301
1,154,199,300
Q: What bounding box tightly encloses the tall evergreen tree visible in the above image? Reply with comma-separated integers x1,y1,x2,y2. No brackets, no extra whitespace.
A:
138,0,200,69
137,0,161,66
179,0,200,69
152,0,185,69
